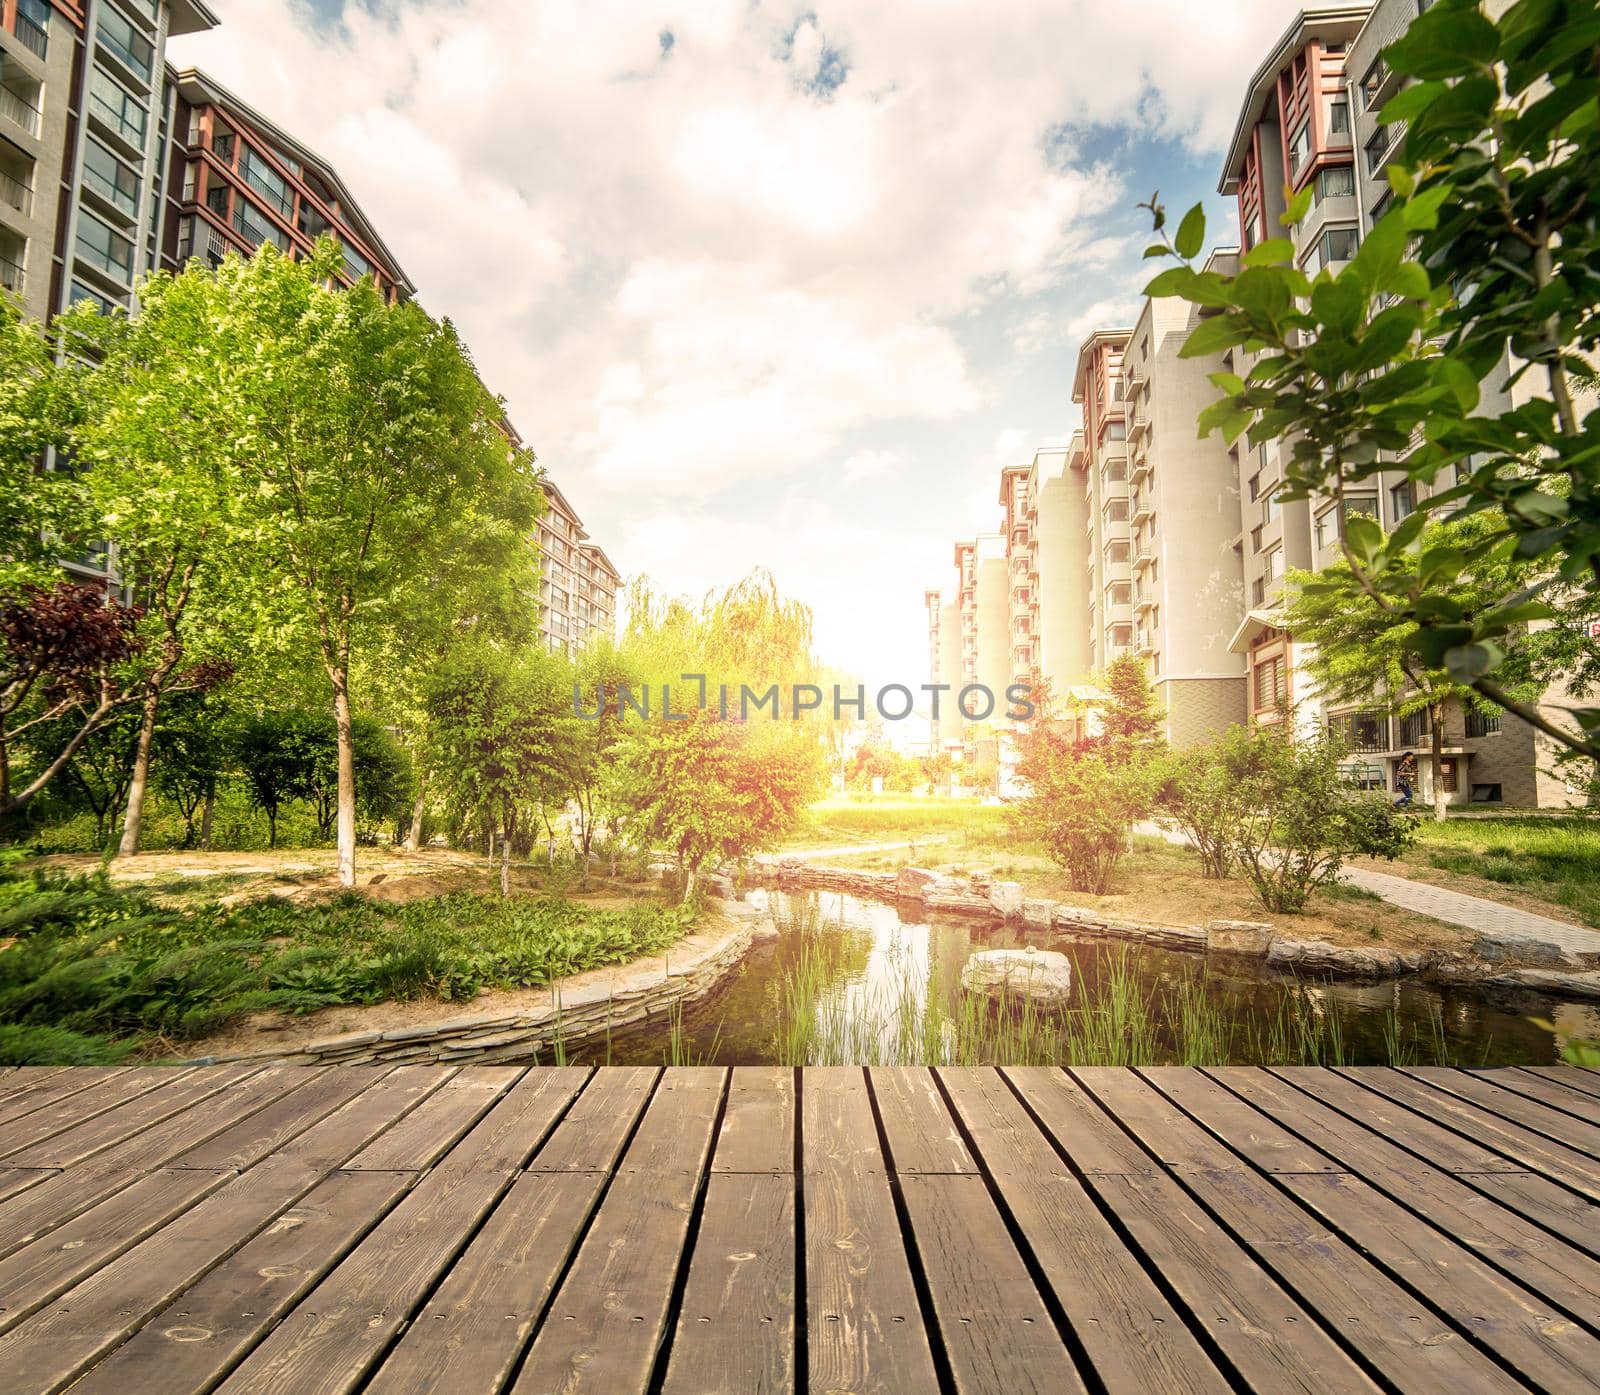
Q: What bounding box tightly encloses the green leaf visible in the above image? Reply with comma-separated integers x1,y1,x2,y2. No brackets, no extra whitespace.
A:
1386,8,1500,80
1437,357,1480,413
1344,513,1384,567
1177,315,1254,360
1444,640,1504,684
1142,243,1171,259
1280,185,1314,228
1240,238,1294,268
1208,370,1247,395
1173,204,1206,261
1419,545,1464,589
1400,184,1452,232
1384,261,1431,299
1378,80,1449,125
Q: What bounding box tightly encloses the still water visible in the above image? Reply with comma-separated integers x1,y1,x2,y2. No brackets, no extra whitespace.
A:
563,890,1600,1067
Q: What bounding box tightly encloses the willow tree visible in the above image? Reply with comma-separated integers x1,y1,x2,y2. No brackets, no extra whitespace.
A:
187,241,540,885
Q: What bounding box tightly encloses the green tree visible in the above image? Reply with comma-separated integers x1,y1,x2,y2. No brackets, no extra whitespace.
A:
1157,743,1247,878
609,712,824,903
1141,0,1600,758
1096,654,1166,761
151,695,237,849
172,241,541,887
425,648,572,893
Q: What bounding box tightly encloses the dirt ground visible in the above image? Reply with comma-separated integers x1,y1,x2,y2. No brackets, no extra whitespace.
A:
826,844,1478,957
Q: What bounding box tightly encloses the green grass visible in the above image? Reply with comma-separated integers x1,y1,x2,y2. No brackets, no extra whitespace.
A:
0,861,694,1064
1406,816,1600,926
786,797,1010,847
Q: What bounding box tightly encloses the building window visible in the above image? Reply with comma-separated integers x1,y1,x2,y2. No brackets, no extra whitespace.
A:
1106,499,1129,524
1345,494,1379,524
1470,782,1502,802
1314,508,1336,550
1327,99,1350,138
233,196,288,250
14,0,50,59
1254,655,1286,709
1250,524,1263,552
1464,707,1501,738
1287,121,1312,177
69,280,119,315
1361,58,1389,109
1106,419,1126,442
1365,126,1393,174
76,209,134,283
1318,165,1355,200
212,128,236,164
341,240,374,281
1390,480,1415,521
242,147,293,219
89,68,148,148
82,137,140,217
206,178,229,216
1106,539,1129,564
1252,575,1266,606
1264,488,1280,524
1263,546,1281,581
1248,472,1261,502
1109,582,1131,606
1398,709,1430,747
1438,758,1458,794
1324,225,1359,264
1369,188,1392,228
96,7,154,83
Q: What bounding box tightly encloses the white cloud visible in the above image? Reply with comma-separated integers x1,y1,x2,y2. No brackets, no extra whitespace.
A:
840,448,904,483
170,0,1309,673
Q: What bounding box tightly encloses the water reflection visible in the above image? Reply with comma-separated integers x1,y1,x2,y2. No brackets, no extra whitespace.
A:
573,890,1600,1067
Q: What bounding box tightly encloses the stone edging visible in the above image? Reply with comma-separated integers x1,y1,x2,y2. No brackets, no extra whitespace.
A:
185,898,767,1067
754,857,1600,1000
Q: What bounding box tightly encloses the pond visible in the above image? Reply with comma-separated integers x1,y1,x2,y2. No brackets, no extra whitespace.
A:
553,890,1600,1067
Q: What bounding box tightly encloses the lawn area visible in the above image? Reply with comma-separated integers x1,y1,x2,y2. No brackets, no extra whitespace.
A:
1378,815,1600,928
0,857,693,1064
784,796,1010,848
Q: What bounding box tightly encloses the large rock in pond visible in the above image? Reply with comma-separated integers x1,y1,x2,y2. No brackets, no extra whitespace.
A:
960,948,1073,1006
895,866,941,899
988,881,1024,919
1267,938,1425,978
1206,920,1273,957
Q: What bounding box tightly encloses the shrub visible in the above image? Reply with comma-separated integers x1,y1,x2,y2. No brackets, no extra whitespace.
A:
1222,725,1416,914
1156,742,1249,879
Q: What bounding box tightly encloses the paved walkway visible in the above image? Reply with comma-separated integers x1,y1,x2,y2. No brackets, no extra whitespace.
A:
1136,821,1600,958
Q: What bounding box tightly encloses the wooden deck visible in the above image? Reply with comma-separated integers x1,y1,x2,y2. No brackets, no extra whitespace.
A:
0,1066,1597,1394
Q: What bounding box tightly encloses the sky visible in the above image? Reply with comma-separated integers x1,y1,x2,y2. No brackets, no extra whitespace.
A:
171,0,1307,693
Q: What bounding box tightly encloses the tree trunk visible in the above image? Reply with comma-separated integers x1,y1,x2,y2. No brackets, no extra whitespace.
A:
500,832,511,897
1429,703,1448,823
116,688,162,858
403,777,427,852
200,782,215,850
682,862,699,905
329,665,357,888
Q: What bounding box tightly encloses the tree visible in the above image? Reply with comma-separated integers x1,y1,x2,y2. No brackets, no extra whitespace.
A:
51,706,140,848
1221,725,1415,914
1096,654,1166,760
1140,0,1600,758
0,300,85,592
559,642,637,859
1157,741,1247,878
1010,726,1159,894
610,713,825,903
151,697,236,848
237,710,323,848
0,582,143,818
425,649,572,893
172,241,541,887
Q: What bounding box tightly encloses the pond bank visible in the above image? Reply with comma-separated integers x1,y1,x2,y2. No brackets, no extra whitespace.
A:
753,856,1600,1002
186,897,769,1067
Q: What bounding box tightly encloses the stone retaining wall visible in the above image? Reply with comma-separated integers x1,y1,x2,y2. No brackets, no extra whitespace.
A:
753,856,1600,999
188,898,766,1068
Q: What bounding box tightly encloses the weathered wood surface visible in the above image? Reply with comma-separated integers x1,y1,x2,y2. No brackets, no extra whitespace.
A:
0,1064,1594,1393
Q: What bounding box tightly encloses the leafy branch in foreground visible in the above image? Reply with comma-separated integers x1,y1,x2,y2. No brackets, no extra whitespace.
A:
1140,0,1600,759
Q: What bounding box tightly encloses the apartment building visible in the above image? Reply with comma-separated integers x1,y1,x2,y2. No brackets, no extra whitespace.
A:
1021,442,1090,696
1123,260,1250,745
1219,0,1578,806
923,587,963,753
1071,329,1134,674
0,0,216,324
157,68,413,301
536,479,619,657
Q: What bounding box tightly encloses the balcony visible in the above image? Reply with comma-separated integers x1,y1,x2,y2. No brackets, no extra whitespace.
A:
11,4,48,61
1128,412,1151,442
1130,455,1152,485
1131,491,1154,525
1135,629,1156,655
1397,709,1430,749
1133,541,1155,570
0,79,42,139
0,166,30,217
1133,590,1155,616
1328,711,1389,753
0,248,22,293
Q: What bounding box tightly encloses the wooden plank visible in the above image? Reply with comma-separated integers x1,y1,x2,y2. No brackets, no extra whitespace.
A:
265,1065,456,1171
1174,1073,1600,1390
1341,1067,1600,1202
869,1066,975,1173
940,1068,1232,1394
2,1067,260,1169
0,1067,131,1129
1270,1068,1527,1173
1000,1067,1160,1174
510,1067,726,1395
212,1170,510,1395
1401,1067,1600,1153
1471,1067,1600,1122
660,1172,796,1394
0,1168,231,1335
1075,1069,1525,1394
343,1067,522,1171
897,1173,1087,1394
712,1065,794,1173
1211,1068,1600,1327
431,1067,591,1177
1139,1069,1339,1173
169,1067,394,1171
361,1172,607,1395
525,1065,654,1172
64,1169,414,1395
0,1068,193,1160
802,1067,939,1395
0,1168,50,1207
0,1157,333,1394
75,1065,321,1175
1520,1066,1600,1102
1459,1172,1600,1256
